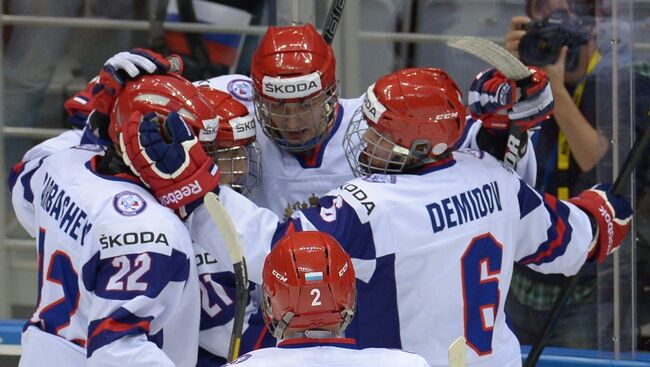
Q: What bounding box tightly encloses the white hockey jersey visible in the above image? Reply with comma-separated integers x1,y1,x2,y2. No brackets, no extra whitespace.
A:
193,242,272,364
11,147,200,367
191,149,593,367
196,74,366,220
197,74,537,220
221,338,431,367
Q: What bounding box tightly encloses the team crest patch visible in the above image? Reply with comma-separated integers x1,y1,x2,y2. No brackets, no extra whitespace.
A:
361,174,396,184
227,79,254,101
113,191,147,217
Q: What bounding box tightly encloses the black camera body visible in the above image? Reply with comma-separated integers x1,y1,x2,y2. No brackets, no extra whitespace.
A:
518,9,591,72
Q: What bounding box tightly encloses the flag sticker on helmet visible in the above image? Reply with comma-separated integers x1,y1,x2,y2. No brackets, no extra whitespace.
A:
229,114,256,140
305,272,324,282
262,72,322,99
362,84,387,123
199,116,220,142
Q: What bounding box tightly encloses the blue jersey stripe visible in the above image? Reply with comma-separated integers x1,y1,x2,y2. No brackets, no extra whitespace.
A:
519,194,573,265
87,307,154,357
297,195,377,260
82,249,190,300
18,158,46,204
517,180,543,219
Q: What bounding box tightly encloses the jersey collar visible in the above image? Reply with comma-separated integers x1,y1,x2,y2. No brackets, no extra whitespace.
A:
277,337,358,350
85,156,146,187
411,155,456,175
294,103,344,169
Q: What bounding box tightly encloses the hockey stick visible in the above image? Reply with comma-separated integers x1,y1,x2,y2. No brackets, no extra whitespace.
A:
148,0,170,54
524,124,650,367
448,336,467,367
447,37,533,170
204,192,249,362
322,0,347,45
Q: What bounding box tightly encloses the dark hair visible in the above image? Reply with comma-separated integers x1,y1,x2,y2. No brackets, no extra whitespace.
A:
525,0,599,18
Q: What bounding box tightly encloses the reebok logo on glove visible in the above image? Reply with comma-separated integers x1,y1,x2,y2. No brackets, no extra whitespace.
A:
158,180,203,207
598,205,615,255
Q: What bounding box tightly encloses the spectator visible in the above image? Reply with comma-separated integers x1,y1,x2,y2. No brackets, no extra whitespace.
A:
503,0,650,349
3,0,133,168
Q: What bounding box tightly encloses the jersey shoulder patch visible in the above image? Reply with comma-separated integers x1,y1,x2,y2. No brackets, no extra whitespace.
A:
227,78,254,102
112,191,148,217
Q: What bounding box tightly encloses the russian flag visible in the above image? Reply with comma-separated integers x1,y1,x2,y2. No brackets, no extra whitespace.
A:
305,272,324,282
165,1,252,71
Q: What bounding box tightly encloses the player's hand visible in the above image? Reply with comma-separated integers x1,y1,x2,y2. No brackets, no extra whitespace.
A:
119,110,220,213
541,45,568,87
64,78,96,129
90,48,183,115
505,16,531,58
468,68,517,130
569,184,633,263
469,66,553,132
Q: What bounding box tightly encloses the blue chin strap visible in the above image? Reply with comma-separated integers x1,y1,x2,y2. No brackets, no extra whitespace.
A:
273,131,326,153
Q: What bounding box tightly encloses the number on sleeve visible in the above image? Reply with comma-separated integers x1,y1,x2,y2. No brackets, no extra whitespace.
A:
199,273,234,317
460,233,503,356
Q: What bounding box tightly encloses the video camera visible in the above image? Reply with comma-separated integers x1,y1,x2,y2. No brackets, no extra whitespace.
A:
518,9,592,72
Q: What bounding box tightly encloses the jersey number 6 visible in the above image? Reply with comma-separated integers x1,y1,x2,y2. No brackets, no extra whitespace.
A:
461,233,503,356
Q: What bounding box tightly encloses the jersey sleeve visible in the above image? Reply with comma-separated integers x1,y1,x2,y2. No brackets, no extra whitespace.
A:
456,116,537,185
194,244,273,361
513,178,594,275
81,218,192,367
186,186,280,285
10,156,48,237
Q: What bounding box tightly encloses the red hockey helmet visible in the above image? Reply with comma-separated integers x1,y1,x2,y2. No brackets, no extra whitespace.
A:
196,86,262,194
343,68,466,176
110,73,221,148
262,231,356,339
251,23,338,152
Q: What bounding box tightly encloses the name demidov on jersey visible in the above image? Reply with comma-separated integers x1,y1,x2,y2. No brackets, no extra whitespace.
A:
40,173,93,243
427,181,502,233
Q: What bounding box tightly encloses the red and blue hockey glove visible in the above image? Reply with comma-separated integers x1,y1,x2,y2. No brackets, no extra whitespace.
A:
91,48,183,115
119,111,220,213
469,66,553,132
64,77,98,129
569,184,633,263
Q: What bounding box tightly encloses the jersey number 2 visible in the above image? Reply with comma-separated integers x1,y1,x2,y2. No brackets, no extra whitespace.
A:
461,233,503,356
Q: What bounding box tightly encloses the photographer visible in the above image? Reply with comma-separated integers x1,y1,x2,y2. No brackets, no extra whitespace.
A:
500,0,650,349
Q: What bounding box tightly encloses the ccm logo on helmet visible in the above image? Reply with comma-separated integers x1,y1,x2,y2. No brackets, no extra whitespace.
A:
338,261,349,277
262,73,322,99
435,112,459,120
272,269,288,283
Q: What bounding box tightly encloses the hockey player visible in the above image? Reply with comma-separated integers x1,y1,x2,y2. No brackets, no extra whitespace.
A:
109,75,271,364
8,73,227,366
243,22,365,218
122,67,632,366
209,23,541,219
223,230,431,367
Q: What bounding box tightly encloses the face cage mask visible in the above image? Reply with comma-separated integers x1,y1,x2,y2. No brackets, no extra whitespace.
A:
202,141,262,196
254,83,338,152
343,108,417,177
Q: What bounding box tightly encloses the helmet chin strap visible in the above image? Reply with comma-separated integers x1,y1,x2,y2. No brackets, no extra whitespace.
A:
303,330,338,339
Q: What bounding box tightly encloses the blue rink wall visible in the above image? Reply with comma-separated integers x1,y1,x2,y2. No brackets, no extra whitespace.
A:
3,319,650,366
